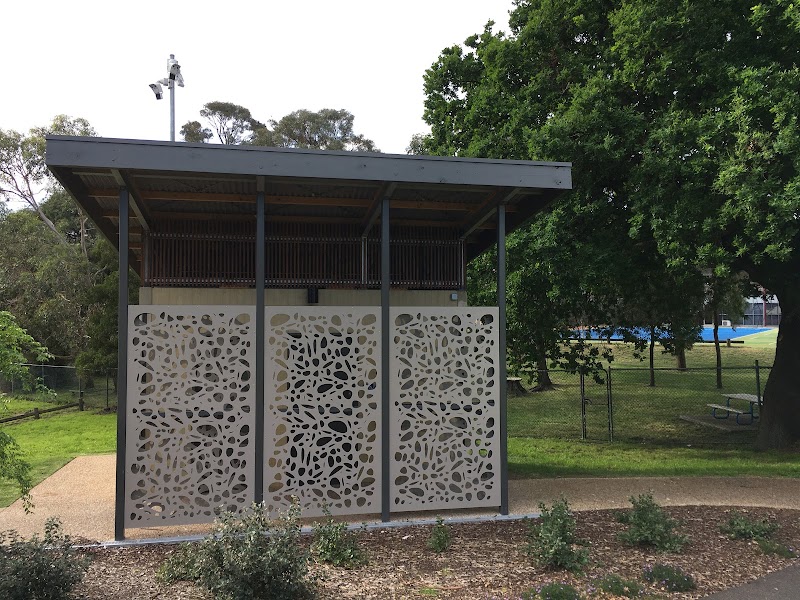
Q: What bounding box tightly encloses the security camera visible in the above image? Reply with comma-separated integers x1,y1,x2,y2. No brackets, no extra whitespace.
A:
175,71,185,87
168,58,181,80
149,82,163,100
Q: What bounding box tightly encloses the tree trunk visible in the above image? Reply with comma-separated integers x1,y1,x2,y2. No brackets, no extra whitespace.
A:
675,346,687,370
713,309,722,389
757,288,800,449
35,206,67,245
533,353,554,391
649,327,656,387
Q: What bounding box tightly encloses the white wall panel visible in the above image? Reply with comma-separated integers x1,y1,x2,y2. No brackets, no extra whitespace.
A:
264,308,381,517
390,308,500,512
125,307,256,527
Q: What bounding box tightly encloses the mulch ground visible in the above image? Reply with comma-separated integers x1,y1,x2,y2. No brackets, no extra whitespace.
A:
74,506,800,599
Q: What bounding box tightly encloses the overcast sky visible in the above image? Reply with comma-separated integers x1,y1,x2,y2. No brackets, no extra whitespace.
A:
4,0,513,155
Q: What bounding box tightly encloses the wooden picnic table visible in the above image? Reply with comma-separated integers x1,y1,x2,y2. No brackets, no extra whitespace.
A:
707,393,760,425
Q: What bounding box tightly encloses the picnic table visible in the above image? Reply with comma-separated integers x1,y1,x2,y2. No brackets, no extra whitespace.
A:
707,393,760,425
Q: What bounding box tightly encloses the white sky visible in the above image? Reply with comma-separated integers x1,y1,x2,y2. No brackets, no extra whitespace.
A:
3,0,512,154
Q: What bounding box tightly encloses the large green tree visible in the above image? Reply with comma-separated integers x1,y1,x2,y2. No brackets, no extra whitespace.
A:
420,0,800,448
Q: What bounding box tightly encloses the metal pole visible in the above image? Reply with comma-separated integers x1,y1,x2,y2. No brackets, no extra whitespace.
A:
381,194,391,522
607,366,613,442
497,204,508,516
755,359,762,408
255,188,265,505
114,187,130,541
580,367,587,440
169,54,176,142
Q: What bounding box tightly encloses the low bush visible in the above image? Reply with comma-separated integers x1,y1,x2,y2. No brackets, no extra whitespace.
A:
0,518,89,600
522,582,583,599
427,516,452,553
312,508,367,568
617,493,687,552
158,502,315,600
757,539,797,558
643,563,696,592
721,512,778,540
525,498,589,572
595,573,641,598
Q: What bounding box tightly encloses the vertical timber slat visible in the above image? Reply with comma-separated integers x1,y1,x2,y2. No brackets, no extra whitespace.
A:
114,187,129,541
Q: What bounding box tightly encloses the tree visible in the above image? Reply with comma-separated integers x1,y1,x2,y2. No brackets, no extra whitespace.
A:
252,109,378,151
420,1,800,447
180,120,212,144
181,102,264,145
0,209,92,361
0,116,95,243
75,239,140,382
706,273,748,388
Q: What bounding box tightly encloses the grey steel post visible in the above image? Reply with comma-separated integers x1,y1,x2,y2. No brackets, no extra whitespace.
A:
169,55,176,142
114,187,129,541
255,188,265,504
381,194,391,522
497,204,509,516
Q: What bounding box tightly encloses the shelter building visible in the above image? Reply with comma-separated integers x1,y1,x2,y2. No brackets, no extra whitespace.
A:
46,136,572,540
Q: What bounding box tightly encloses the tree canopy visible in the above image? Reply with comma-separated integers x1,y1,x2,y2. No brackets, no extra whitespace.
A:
420,0,800,448
182,105,377,151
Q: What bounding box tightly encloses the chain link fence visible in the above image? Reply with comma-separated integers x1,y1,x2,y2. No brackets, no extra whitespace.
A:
0,365,118,411
509,362,769,446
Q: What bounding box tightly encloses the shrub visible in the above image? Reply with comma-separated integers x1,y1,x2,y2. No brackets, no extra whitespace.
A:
617,493,687,552
596,573,641,598
158,502,315,600
757,539,797,558
0,518,89,600
721,512,778,540
643,563,696,592
522,582,583,599
427,516,452,553
312,508,367,568
525,498,589,571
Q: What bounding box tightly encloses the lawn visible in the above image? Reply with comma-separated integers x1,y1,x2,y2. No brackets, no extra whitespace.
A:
0,399,115,507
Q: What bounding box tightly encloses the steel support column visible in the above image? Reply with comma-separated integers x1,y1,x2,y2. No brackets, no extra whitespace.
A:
497,204,509,515
114,188,129,541
381,193,391,522
255,187,265,504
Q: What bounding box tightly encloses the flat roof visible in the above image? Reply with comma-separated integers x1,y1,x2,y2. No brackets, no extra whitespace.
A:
46,136,572,269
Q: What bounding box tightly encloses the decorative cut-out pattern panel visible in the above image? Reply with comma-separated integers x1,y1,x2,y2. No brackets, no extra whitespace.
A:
265,308,381,517
126,307,255,527
390,308,499,512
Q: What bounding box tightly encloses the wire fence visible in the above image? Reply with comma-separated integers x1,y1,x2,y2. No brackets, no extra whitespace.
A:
1,362,770,447
508,362,770,447
0,365,118,411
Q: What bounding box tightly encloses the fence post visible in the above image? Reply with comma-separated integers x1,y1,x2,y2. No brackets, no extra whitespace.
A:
79,390,85,411
755,360,762,408
580,367,587,440
606,366,614,442
106,372,110,411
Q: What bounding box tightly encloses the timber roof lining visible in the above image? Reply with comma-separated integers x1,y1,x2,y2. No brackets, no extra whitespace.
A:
46,136,572,271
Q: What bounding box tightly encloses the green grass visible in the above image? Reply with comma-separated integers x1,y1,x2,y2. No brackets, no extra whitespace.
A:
0,402,115,507
508,437,800,478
